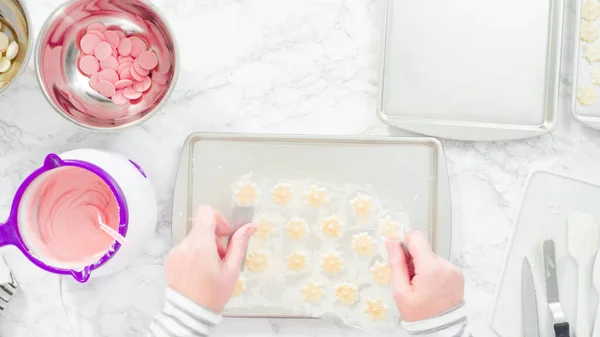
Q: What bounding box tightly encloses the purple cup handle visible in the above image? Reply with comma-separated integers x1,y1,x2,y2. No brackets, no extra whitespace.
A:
44,153,63,169
71,268,91,283
0,219,20,248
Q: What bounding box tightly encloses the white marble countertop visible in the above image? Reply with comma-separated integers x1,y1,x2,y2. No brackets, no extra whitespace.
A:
0,0,598,336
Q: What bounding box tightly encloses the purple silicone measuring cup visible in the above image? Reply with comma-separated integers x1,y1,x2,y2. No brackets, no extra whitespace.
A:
0,153,129,283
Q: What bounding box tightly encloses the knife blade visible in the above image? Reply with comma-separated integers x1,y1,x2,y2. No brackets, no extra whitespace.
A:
543,240,570,337
523,258,541,337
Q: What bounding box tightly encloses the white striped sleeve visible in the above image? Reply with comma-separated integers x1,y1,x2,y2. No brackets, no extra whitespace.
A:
401,302,471,337
147,288,222,337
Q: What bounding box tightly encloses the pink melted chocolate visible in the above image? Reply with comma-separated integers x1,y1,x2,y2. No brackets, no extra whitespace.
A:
28,167,119,265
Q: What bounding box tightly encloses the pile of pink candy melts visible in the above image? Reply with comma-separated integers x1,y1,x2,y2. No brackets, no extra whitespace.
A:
78,22,159,106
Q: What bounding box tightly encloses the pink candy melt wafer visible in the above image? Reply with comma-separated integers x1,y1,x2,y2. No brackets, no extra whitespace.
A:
119,67,133,80
133,77,152,93
114,30,126,40
130,37,147,58
117,62,132,74
79,55,99,75
89,73,100,90
87,30,106,41
94,42,112,62
111,89,130,106
137,50,158,70
130,65,145,81
133,59,150,76
98,69,119,84
152,72,169,85
104,31,120,48
77,24,160,104
100,57,119,70
96,80,116,98
80,34,102,54
119,57,134,65
115,79,133,89
118,38,133,56
123,86,142,100
87,22,106,32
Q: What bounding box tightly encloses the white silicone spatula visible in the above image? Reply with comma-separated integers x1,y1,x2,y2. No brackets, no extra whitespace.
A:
95,212,130,248
568,212,599,337
592,251,600,337
87,205,130,247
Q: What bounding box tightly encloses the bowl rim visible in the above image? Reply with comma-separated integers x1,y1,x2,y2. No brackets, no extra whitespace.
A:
0,0,34,98
34,0,180,132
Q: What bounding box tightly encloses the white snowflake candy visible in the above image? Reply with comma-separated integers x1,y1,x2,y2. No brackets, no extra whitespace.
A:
304,185,328,207
234,181,258,206
271,182,295,205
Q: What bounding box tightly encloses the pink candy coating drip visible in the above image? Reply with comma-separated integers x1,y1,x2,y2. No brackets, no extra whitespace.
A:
76,22,160,105
26,166,120,265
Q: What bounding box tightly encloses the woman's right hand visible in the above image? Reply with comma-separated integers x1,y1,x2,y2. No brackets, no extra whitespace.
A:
386,231,465,322
165,206,256,313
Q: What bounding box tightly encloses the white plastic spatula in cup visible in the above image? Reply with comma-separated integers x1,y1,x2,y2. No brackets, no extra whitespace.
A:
568,212,599,337
87,205,130,248
592,250,600,337
95,212,130,248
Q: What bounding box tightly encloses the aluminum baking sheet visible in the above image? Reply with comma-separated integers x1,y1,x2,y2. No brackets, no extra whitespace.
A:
378,0,564,141
171,133,452,320
571,0,600,129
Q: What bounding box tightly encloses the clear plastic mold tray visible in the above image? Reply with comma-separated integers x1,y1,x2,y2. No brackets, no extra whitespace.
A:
171,133,452,330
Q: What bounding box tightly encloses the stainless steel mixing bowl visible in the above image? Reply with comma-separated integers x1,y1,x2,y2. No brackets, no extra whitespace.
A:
35,0,179,131
0,0,32,96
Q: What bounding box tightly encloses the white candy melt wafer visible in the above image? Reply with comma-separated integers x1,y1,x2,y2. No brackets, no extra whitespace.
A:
5,41,18,60
0,57,11,73
0,32,8,53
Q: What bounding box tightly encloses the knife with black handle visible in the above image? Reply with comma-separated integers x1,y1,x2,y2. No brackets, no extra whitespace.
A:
543,240,570,337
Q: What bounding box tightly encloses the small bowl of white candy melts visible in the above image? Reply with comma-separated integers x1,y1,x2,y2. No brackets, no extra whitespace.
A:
0,28,18,70
0,0,32,95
